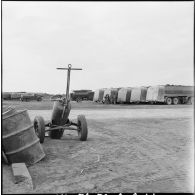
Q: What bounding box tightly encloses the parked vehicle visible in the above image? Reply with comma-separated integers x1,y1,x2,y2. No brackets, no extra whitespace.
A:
20,93,42,102
50,94,63,101
3,92,11,100
146,85,194,105
94,85,194,105
70,90,94,102
11,92,25,100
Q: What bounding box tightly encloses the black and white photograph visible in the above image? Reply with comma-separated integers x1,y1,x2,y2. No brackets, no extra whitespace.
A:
1,1,194,193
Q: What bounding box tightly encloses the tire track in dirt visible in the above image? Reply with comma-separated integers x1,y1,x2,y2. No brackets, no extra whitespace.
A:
77,118,192,192
133,135,192,192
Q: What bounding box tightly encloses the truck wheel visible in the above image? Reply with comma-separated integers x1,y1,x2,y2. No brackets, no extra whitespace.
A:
173,97,179,105
166,97,172,105
76,97,82,102
77,115,88,141
49,129,64,139
34,116,45,143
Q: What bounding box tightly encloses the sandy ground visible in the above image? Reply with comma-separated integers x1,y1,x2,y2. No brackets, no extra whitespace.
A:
2,105,194,193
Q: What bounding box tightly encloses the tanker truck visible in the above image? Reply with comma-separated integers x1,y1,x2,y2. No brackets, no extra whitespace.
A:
146,85,194,105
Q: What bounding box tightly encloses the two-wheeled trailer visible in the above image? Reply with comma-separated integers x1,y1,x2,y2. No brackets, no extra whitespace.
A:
33,64,88,143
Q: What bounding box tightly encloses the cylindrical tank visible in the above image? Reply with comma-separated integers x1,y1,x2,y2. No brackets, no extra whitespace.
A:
21,93,34,100
51,100,71,125
3,109,45,165
164,85,194,96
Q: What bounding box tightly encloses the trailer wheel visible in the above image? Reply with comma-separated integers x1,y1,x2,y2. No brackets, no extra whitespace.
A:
34,116,45,143
173,97,179,105
49,129,64,139
166,97,172,105
77,115,88,141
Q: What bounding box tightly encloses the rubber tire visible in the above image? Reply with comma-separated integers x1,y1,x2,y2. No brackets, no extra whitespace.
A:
49,129,64,139
37,98,42,101
173,97,179,105
77,115,88,141
34,116,45,143
76,97,82,102
166,97,172,105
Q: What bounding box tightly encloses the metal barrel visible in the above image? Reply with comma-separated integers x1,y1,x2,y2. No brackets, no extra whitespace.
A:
3,109,45,165
51,100,71,125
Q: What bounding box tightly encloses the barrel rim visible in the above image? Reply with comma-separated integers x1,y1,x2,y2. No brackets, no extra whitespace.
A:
3,109,28,120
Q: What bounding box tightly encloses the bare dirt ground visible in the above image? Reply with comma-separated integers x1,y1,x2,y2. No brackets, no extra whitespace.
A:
2,101,194,193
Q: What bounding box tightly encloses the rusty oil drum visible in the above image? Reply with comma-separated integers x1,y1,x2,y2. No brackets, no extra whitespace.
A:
3,109,45,165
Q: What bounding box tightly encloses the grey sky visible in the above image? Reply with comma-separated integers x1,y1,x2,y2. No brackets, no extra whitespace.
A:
2,1,194,94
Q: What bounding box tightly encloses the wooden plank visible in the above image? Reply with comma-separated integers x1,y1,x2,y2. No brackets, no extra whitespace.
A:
11,163,33,190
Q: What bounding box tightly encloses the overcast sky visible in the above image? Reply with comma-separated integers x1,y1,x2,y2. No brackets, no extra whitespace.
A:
2,1,194,94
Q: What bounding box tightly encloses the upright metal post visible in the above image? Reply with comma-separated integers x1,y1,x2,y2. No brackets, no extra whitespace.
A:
56,64,82,119
57,64,82,103
65,64,71,103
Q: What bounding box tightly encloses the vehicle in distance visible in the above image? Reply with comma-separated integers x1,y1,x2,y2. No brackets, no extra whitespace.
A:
70,90,94,102
3,92,11,100
146,85,194,105
20,93,43,101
